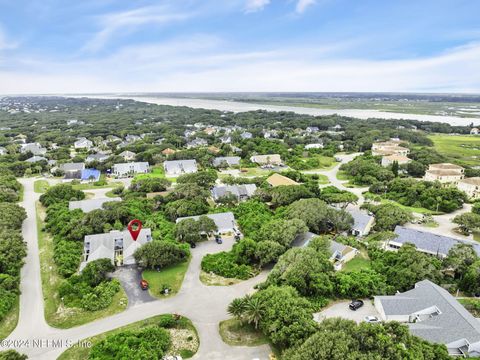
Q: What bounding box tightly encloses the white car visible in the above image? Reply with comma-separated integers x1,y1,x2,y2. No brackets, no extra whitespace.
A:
364,316,380,323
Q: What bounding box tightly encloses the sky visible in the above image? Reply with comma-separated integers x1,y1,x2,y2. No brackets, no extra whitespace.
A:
0,0,480,94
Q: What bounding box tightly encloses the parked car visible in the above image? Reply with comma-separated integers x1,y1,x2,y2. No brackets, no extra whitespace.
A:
364,316,380,323
215,235,223,244
349,299,364,311
140,279,149,290
189,242,196,249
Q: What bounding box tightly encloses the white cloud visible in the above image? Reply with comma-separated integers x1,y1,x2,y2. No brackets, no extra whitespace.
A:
296,0,316,14
82,5,192,52
1,39,480,94
245,0,270,13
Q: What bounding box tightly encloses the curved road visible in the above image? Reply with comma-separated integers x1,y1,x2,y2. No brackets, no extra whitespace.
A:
6,178,270,360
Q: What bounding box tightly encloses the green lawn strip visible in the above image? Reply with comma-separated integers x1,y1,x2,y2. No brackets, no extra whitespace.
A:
219,318,269,347
458,298,480,317
36,202,128,328
72,182,122,191
0,298,19,340
316,174,329,185
341,254,371,272
199,270,243,286
473,232,480,242
379,199,441,215
142,259,191,298
240,167,271,177
135,166,167,179
58,315,199,360
428,134,480,166
33,179,50,193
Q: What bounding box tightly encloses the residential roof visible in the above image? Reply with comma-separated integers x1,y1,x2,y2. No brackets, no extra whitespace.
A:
266,173,299,187
113,162,149,174
162,148,176,155
211,184,257,200
69,197,121,213
163,159,197,174
25,156,46,163
348,209,374,233
86,153,109,162
459,177,480,186
383,154,411,162
82,228,152,269
212,156,241,167
176,212,236,233
429,163,464,171
119,150,136,157
250,154,282,164
375,280,480,352
392,226,480,257
426,169,464,176
292,232,357,258
60,162,85,172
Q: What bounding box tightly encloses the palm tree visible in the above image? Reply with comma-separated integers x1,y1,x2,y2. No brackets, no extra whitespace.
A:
227,298,246,323
244,297,264,330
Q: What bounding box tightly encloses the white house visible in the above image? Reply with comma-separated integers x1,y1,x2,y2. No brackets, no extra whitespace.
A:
381,154,411,167
424,163,464,184
305,142,324,149
471,128,479,135
119,150,136,161
212,156,241,168
163,160,198,177
86,153,109,163
81,228,152,270
74,138,93,150
457,177,480,199
250,154,282,166
21,142,47,156
112,162,150,178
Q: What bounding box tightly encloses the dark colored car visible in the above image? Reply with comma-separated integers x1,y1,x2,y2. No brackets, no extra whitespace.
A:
215,235,223,244
189,242,196,248
349,299,364,311
140,279,149,290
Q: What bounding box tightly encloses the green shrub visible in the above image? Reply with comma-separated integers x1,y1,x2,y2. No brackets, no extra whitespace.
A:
201,252,254,280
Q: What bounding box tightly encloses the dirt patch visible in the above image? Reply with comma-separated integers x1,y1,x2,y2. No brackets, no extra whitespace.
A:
199,271,243,286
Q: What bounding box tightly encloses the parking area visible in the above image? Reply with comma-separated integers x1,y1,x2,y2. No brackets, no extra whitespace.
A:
113,265,155,307
314,300,380,324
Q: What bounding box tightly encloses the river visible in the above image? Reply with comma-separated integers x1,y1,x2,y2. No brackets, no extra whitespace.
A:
78,95,480,126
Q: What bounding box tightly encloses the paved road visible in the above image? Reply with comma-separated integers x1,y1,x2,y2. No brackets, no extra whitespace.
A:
6,179,270,359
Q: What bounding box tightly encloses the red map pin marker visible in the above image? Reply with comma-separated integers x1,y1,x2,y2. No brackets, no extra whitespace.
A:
127,219,142,241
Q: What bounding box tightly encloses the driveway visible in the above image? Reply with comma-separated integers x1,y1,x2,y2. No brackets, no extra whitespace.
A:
314,300,380,324
113,265,155,307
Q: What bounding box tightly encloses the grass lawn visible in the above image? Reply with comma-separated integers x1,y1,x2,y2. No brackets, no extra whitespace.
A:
34,179,50,193
342,251,371,272
58,315,199,360
458,298,480,317
142,259,190,298
199,270,243,286
219,318,269,347
0,298,19,340
317,174,329,184
473,232,480,242
135,166,168,180
239,167,270,177
429,134,480,166
36,202,128,328
72,181,123,191
379,198,441,215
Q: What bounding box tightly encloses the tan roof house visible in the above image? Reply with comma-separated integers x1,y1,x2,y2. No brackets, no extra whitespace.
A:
457,177,480,199
424,163,464,184
161,148,176,155
266,173,299,187
250,154,282,165
381,154,412,167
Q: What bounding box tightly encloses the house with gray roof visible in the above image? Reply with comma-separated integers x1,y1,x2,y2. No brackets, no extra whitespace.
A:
86,153,109,163
81,228,152,270
293,232,358,270
212,156,241,168
176,212,238,236
374,280,480,357
69,197,122,213
211,184,257,202
59,162,85,179
74,137,93,150
240,131,253,139
21,142,47,156
119,150,136,161
163,160,197,177
186,138,208,148
112,162,149,178
386,226,480,258
348,208,375,236
25,156,47,163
